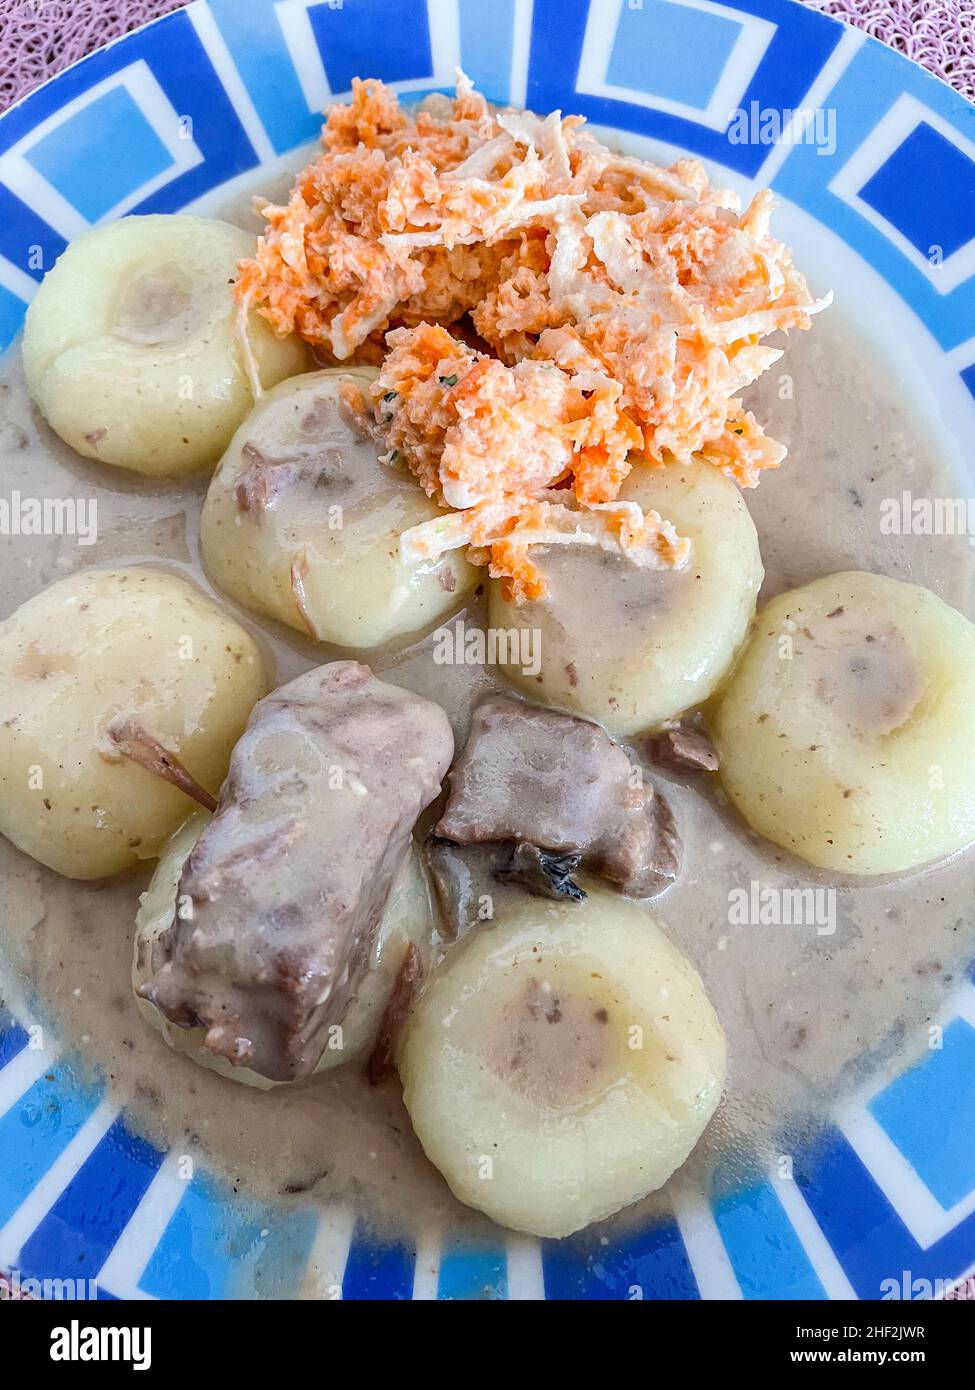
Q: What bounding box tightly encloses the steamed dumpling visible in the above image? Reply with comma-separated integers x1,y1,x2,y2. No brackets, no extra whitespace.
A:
0,567,267,878
201,370,477,649
399,885,725,1236
714,570,975,874
23,214,310,476
489,459,763,734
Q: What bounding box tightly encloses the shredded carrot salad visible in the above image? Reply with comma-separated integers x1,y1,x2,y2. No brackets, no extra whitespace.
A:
237,74,828,601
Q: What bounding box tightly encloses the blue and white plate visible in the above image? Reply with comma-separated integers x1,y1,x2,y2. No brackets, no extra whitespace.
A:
1,0,974,1301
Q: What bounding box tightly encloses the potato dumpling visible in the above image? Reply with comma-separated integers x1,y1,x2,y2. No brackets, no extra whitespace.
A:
488,459,763,734
201,369,476,649
0,568,267,879
134,819,435,1089
22,215,310,477
713,570,975,875
398,887,725,1237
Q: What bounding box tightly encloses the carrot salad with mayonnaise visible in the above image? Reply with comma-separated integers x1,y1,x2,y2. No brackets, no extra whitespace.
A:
236,74,828,601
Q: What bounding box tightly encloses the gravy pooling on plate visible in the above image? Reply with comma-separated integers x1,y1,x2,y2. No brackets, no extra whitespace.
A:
1,306,973,1250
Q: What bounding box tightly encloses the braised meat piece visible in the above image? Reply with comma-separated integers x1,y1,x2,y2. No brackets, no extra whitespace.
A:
139,662,453,1083
645,725,720,773
435,696,680,897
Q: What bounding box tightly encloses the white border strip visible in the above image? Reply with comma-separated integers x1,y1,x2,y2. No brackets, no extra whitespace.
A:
301,1203,354,1299
671,1186,743,1299
826,980,975,1250
839,1104,975,1250
411,1226,442,1300
0,254,39,305
772,1175,858,1300
0,1042,56,1122
422,0,462,93
952,979,975,1032
945,335,975,372
274,0,462,112
188,3,276,163
752,25,865,189
95,1150,189,1300
0,158,89,242
505,1232,545,1299
0,59,204,233
275,0,333,113
509,0,534,109
0,1100,118,1269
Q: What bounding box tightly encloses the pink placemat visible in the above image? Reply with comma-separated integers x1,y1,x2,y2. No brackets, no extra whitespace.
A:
0,1,973,113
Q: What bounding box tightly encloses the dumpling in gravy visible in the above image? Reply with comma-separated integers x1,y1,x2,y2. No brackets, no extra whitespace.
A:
22,215,310,477
0,567,267,879
134,812,436,1089
399,885,726,1238
488,460,763,734
200,370,477,649
714,571,975,874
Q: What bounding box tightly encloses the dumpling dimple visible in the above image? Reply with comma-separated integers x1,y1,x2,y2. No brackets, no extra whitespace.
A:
810,622,922,737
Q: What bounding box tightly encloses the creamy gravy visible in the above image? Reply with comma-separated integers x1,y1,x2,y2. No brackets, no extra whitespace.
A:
1,223,974,1265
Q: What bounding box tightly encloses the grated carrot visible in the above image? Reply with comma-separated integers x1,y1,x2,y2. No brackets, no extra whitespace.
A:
238,75,828,599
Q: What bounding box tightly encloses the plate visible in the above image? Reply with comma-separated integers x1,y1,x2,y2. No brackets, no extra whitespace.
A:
0,0,974,1301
